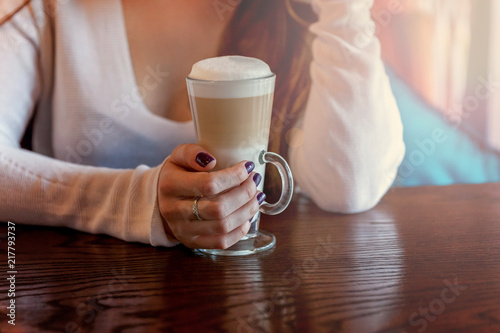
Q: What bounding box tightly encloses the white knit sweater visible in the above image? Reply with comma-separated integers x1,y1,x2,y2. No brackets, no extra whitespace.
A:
0,0,405,246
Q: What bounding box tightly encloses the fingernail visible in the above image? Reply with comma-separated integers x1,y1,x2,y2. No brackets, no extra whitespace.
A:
245,161,255,174
196,152,214,167
257,192,266,205
253,173,262,187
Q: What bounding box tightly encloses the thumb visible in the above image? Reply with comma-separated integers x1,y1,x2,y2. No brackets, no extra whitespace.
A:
169,144,217,172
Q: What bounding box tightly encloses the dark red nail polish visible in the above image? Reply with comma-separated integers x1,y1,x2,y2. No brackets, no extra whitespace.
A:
245,161,255,174
257,192,266,205
196,152,214,167
253,173,262,187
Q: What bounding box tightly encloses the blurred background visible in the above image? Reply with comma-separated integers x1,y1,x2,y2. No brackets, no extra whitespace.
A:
371,0,500,187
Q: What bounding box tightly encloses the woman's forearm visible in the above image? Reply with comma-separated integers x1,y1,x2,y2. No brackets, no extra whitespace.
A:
290,0,405,213
0,144,178,246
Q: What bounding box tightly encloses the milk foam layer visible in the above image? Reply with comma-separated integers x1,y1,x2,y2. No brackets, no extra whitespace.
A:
189,56,272,81
187,56,275,99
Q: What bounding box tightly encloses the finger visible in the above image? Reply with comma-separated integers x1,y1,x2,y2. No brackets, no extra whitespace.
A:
191,220,252,250
168,143,217,172
162,160,256,198
196,172,261,220
162,174,261,224
181,190,264,242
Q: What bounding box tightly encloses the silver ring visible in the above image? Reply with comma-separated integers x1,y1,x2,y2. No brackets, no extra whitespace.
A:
192,196,203,221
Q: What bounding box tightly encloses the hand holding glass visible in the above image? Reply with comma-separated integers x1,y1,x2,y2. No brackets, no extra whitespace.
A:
186,56,293,256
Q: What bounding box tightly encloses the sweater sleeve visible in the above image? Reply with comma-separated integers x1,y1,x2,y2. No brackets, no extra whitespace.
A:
289,0,405,213
0,2,178,247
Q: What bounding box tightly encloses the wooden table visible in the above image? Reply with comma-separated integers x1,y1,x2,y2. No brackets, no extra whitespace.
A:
1,183,500,333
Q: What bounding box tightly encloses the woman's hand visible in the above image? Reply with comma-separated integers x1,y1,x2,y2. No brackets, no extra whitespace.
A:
157,144,265,249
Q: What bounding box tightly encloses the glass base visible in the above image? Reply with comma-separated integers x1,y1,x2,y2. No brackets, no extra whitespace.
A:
195,230,276,256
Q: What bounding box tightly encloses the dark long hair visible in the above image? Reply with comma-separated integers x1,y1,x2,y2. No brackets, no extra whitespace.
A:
218,0,316,196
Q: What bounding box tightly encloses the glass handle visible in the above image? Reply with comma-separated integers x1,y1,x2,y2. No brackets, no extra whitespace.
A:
258,150,294,215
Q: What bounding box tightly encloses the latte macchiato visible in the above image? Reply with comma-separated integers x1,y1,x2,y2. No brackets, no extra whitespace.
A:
186,56,293,256
187,56,275,179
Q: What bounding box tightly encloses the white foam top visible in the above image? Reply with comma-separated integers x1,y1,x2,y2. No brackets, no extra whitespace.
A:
189,56,272,81
187,56,275,98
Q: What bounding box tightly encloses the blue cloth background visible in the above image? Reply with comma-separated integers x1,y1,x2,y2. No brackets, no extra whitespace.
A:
386,67,500,187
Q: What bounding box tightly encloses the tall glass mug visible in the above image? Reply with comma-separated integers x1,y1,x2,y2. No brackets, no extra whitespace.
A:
186,56,293,256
